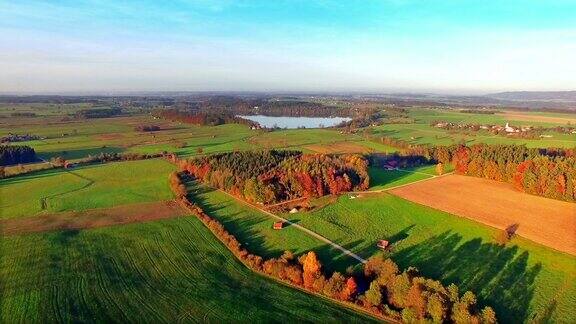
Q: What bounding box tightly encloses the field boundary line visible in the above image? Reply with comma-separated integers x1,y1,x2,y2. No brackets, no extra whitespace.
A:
353,171,454,194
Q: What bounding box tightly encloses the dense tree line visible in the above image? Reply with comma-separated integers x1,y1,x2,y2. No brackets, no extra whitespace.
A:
0,145,36,166
1,133,41,143
181,96,354,117
179,150,369,204
151,109,257,127
10,112,37,117
76,107,122,119
134,124,160,132
207,99,353,118
459,109,499,114
170,172,496,323
372,136,576,202
448,145,576,202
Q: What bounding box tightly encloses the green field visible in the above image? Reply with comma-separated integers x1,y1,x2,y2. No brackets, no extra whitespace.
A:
0,159,176,219
370,109,576,148
184,176,576,322
283,194,576,323
3,104,576,322
3,107,573,166
368,165,436,190
1,115,398,162
186,181,344,262
0,217,373,322
183,170,576,323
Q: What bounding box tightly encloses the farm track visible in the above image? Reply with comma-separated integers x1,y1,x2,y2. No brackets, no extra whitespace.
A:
216,190,367,264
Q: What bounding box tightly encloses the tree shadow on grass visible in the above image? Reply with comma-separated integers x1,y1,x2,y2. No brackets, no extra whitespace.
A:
368,167,417,189
392,231,542,323
184,180,285,258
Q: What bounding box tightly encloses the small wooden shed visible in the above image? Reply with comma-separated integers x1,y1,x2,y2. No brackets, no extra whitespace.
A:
377,240,390,250
273,221,284,230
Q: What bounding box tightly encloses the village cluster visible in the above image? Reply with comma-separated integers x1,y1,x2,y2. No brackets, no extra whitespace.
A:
431,121,576,138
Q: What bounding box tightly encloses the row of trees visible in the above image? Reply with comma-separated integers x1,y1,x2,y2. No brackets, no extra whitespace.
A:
170,172,496,323
178,150,369,204
373,136,576,202
0,145,36,166
151,109,256,127
134,124,160,132
76,107,122,119
459,109,498,114
450,146,576,201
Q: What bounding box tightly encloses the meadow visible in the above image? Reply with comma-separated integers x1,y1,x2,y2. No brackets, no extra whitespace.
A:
0,217,373,322
283,193,576,323
371,108,576,148
184,172,575,322
3,107,573,168
0,159,175,219
368,165,438,190
2,104,575,322
1,114,392,163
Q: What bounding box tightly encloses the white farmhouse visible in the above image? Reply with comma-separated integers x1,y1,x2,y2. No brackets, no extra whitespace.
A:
505,123,519,133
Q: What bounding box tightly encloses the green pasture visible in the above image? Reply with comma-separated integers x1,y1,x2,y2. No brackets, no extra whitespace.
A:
283,193,576,323
183,172,575,323
0,217,372,323
368,108,576,148
368,165,436,190
409,108,575,127
2,114,396,162
185,181,345,262
0,103,94,117
0,159,175,219
371,123,576,148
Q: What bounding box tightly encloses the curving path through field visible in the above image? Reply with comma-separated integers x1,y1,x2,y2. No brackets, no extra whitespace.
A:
217,190,367,264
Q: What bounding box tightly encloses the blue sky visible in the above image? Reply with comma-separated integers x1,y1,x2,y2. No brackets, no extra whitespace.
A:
1,0,575,93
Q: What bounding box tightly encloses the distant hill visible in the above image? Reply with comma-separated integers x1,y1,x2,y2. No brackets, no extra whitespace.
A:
487,91,576,101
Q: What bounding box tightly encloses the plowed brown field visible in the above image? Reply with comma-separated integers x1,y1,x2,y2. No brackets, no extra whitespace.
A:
390,174,576,255
1,200,187,235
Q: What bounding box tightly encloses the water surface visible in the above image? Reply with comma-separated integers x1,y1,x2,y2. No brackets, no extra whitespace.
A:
239,115,350,129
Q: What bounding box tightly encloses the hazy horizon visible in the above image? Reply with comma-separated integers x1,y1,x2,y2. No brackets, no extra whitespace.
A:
1,1,575,93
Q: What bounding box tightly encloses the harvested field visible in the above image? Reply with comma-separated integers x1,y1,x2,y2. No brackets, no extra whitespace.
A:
305,142,372,154
498,112,576,124
390,174,576,255
0,200,187,235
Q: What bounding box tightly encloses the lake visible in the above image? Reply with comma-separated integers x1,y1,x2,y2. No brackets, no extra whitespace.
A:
238,115,351,129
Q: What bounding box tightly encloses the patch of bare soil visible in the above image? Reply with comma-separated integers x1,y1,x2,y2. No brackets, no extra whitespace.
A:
390,174,576,255
1,200,188,235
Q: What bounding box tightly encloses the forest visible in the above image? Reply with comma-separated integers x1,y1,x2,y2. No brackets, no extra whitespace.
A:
0,145,36,166
134,124,161,132
152,109,257,127
374,136,576,202
75,107,122,119
179,150,369,204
